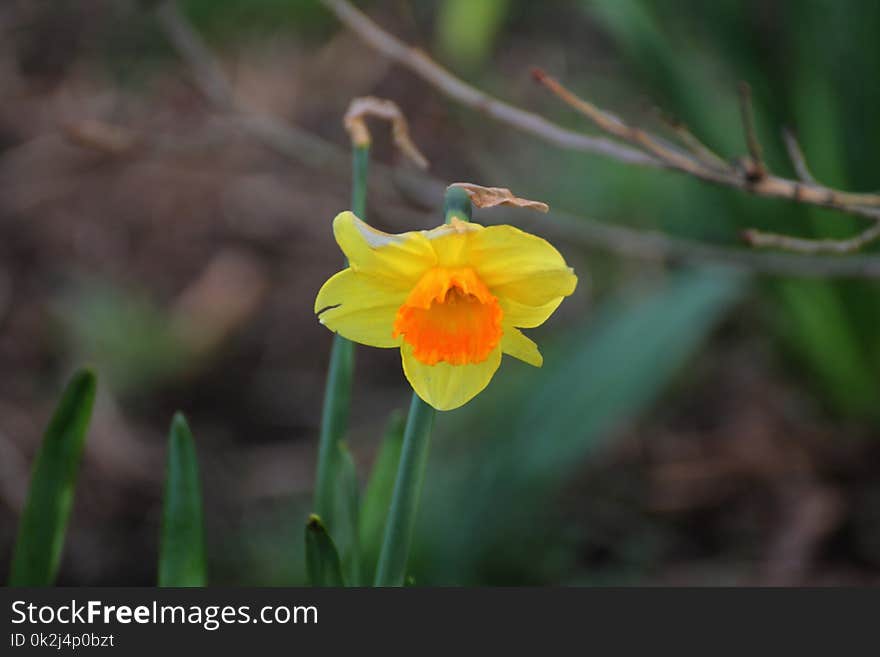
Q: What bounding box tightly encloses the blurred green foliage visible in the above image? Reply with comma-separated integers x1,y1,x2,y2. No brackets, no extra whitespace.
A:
576,0,880,417
411,268,745,584
181,0,334,40
436,0,510,71
59,282,188,397
459,0,880,418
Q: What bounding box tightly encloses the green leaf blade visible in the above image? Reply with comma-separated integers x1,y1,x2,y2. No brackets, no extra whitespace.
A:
305,514,345,587
314,334,355,522
359,410,405,583
158,412,207,587
9,369,96,586
334,442,361,586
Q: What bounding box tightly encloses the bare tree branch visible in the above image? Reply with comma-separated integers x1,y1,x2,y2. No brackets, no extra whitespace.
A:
530,68,713,178
151,0,880,278
531,69,880,221
531,70,880,252
320,0,880,253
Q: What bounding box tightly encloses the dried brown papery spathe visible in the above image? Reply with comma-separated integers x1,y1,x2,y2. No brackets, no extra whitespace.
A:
449,183,549,213
343,96,428,169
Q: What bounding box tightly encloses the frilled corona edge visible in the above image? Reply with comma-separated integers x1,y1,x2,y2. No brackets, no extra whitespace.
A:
315,211,577,410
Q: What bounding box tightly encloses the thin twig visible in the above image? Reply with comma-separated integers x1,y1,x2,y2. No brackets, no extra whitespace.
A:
530,67,880,253
656,110,731,174
152,0,880,278
737,82,766,180
782,127,817,185
743,223,880,254
531,68,713,179
532,69,880,221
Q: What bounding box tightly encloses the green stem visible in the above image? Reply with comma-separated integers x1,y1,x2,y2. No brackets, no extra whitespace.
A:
443,185,472,224
373,394,435,586
373,187,471,587
314,144,369,523
351,145,369,222
314,336,354,520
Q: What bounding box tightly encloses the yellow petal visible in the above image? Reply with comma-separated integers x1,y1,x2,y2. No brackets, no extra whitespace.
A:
423,219,483,267
468,224,577,306
492,271,576,306
401,343,501,411
315,269,405,348
334,211,436,287
500,296,564,329
500,328,543,367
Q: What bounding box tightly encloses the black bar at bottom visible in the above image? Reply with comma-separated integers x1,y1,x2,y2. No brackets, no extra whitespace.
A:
1,587,874,654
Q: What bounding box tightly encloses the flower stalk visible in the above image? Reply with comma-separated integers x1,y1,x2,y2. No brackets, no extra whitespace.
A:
442,185,473,223
314,143,367,526
373,187,471,586
373,393,435,586
315,98,436,585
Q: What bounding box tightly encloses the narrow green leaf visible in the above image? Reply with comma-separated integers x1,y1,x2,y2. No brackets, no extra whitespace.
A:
158,413,206,587
334,442,361,586
305,514,345,587
774,279,879,415
359,410,405,583
314,335,354,522
9,369,96,586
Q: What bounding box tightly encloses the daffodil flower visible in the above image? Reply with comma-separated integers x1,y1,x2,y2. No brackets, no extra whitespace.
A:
315,211,577,411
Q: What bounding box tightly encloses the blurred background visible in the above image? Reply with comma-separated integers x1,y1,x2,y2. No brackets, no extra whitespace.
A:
2,0,880,586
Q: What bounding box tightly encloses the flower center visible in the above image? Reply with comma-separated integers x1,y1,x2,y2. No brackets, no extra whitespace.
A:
393,267,503,366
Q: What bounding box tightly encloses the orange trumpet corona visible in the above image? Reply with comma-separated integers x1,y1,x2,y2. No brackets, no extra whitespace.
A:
393,267,503,366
